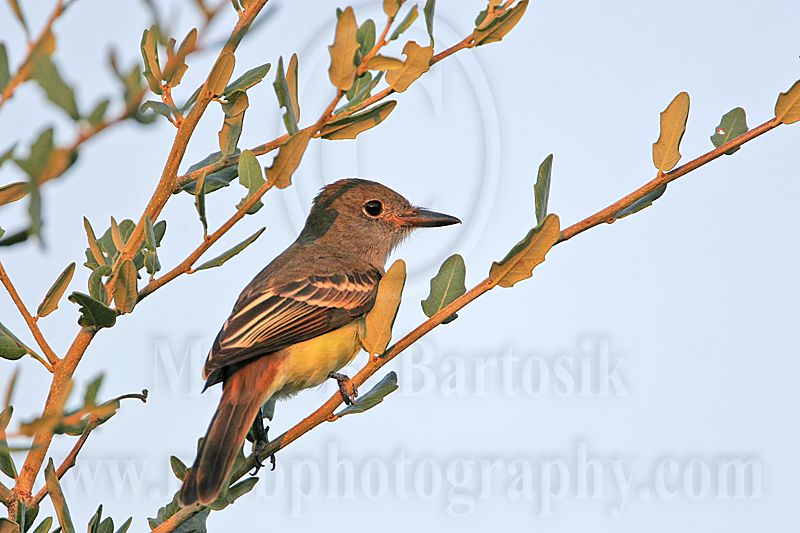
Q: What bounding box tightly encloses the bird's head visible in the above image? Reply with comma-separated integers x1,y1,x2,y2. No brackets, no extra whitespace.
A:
298,178,460,267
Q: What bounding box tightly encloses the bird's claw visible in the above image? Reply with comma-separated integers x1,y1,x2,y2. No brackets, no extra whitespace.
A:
328,371,358,405
250,438,276,475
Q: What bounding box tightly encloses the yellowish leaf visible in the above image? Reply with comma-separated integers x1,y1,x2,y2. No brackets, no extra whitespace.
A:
489,214,561,288
652,91,690,173
365,55,405,71
383,0,402,17
775,79,800,124
361,259,406,356
385,41,433,93
320,101,397,140
328,7,359,91
265,129,313,189
474,0,529,45
207,50,235,96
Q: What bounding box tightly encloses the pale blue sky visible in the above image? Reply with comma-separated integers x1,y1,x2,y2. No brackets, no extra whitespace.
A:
1,1,799,531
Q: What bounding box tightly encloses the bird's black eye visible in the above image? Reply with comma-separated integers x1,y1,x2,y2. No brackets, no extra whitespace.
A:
363,200,383,217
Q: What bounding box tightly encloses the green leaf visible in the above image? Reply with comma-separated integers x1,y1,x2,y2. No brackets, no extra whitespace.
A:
328,6,359,91
423,0,436,44
320,101,397,140
30,517,53,533
67,292,117,329
143,216,161,276
273,55,299,134
361,260,406,356
614,185,667,219
421,254,465,324
169,456,187,480
14,128,54,181
652,91,690,173
534,154,553,226
473,0,528,46
181,151,239,194
489,214,561,288
710,107,748,155
225,477,258,503
0,324,27,361
344,72,382,109
88,504,102,533
113,260,138,314
88,266,111,303
223,62,270,98
236,150,265,214
0,228,4,240
355,19,376,64
140,26,163,95
36,262,76,318
140,100,172,121
389,5,418,41
45,458,75,533
83,217,107,267
207,50,235,96
86,99,111,127
775,79,800,124
0,406,18,478
114,517,132,533
162,28,197,86
0,43,10,92
335,372,399,417
265,129,313,189
32,55,80,120
83,374,104,407
218,92,249,157
195,227,265,271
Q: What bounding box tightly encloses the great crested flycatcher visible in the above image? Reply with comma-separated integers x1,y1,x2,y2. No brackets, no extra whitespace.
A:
179,178,460,505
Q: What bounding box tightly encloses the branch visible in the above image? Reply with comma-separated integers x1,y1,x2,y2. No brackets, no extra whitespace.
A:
0,480,10,506
11,0,273,503
0,0,65,109
28,389,148,507
172,32,476,192
0,261,60,366
151,109,788,532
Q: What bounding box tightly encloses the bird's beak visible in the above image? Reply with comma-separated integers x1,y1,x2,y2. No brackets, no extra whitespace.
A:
394,207,462,228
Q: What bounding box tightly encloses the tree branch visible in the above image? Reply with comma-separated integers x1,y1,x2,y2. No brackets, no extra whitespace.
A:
11,0,273,504
28,389,148,507
0,261,60,366
151,108,789,532
0,0,65,109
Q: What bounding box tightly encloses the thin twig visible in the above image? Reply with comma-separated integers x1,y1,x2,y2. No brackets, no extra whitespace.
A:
28,389,147,507
0,261,60,366
0,0,65,109
0,480,11,506
11,0,273,504
151,109,789,532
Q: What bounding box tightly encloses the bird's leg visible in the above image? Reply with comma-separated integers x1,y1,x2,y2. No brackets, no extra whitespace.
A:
249,406,276,475
328,371,358,405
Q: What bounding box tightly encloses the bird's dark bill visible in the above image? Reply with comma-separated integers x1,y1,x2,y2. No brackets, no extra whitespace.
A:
396,208,462,228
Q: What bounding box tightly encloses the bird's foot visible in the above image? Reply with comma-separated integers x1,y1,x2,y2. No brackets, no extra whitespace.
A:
250,436,276,475
249,414,275,475
328,371,358,405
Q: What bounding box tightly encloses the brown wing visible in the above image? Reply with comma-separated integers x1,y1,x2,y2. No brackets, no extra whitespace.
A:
203,269,381,387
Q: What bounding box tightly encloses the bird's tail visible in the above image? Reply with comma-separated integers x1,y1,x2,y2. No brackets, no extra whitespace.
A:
179,357,278,506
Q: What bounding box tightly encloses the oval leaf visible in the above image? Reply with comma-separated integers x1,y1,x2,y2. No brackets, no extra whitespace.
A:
489,214,561,288
37,262,76,318
775,79,800,124
113,260,138,314
421,254,466,324
328,7,359,91
361,259,406,356
195,227,266,271
710,107,748,155
321,101,397,140
335,371,399,417
652,91,690,173
534,154,553,226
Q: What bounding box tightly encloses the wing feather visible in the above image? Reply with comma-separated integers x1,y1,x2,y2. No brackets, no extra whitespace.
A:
203,269,381,386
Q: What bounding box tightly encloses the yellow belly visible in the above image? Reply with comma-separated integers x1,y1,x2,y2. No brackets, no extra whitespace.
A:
271,319,364,399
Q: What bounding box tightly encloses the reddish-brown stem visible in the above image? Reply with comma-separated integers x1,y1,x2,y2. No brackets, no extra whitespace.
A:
0,261,60,366
0,0,64,109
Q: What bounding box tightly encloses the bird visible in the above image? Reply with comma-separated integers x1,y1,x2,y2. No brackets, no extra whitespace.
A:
179,178,460,505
